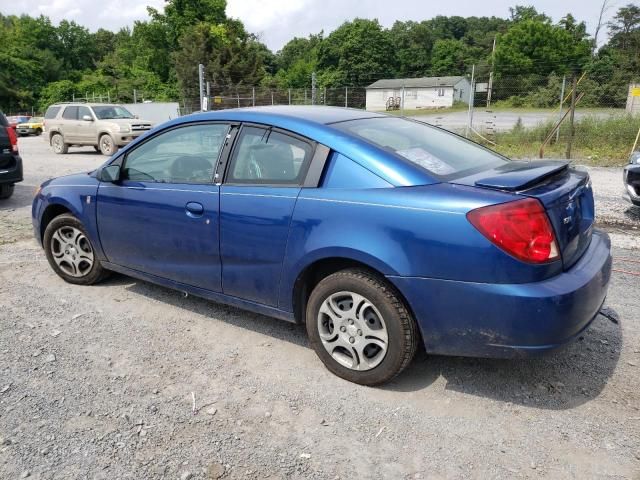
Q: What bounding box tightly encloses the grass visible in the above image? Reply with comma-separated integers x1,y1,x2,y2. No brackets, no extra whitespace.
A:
478,114,640,166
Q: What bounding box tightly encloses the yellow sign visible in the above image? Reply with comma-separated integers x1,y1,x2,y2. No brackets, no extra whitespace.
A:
632,87,640,97
213,96,222,104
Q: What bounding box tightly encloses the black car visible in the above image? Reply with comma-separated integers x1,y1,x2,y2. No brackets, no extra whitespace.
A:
0,111,23,199
624,152,640,207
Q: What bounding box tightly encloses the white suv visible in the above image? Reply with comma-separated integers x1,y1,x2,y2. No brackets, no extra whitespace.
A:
44,103,153,155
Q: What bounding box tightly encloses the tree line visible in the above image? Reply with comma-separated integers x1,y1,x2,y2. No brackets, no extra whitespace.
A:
0,1,638,112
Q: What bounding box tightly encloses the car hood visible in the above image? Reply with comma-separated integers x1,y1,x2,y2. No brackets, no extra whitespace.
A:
42,171,98,190
17,122,43,128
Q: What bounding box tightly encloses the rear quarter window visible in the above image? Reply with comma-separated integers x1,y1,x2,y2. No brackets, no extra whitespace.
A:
333,117,507,180
45,106,61,119
0,112,7,127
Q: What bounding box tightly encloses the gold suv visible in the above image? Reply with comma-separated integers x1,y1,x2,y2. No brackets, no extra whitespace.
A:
43,103,153,155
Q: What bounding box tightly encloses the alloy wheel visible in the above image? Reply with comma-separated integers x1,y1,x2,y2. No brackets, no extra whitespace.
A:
316,291,388,371
50,226,94,277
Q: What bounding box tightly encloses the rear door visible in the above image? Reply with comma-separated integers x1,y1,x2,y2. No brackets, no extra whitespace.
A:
60,106,80,142
96,122,229,291
219,125,315,306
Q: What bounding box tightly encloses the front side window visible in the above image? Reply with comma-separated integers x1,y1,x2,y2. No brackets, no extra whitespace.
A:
62,106,78,120
122,123,229,184
93,105,135,120
333,117,507,179
226,127,313,185
78,106,92,119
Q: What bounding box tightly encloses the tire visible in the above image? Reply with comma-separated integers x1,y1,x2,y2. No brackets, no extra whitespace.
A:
43,213,110,285
0,184,14,199
51,133,68,154
306,268,419,386
99,134,118,156
93,146,101,153
35,128,42,136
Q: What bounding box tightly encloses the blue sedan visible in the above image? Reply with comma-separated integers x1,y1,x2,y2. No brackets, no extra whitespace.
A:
32,106,612,385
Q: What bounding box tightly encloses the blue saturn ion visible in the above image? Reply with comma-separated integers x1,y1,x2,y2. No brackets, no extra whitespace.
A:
32,106,612,385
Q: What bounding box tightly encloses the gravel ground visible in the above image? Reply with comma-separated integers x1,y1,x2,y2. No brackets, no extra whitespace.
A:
1,136,639,479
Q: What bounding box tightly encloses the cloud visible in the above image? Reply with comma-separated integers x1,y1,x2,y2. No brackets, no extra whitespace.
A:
4,0,616,50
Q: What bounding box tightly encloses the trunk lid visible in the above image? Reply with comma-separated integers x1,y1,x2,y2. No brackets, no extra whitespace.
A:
455,160,594,269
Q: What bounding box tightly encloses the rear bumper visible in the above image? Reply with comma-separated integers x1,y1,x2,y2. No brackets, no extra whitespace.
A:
0,156,23,185
388,230,612,358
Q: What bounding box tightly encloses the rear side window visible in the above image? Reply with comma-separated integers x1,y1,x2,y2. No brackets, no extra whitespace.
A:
226,127,313,185
333,117,507,179
62,106,78,120
44,106,61,119
0,113,7,127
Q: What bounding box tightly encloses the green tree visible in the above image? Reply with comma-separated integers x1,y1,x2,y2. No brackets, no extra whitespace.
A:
316,19,394,86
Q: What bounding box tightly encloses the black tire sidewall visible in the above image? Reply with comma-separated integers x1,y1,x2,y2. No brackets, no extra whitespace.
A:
43,214,106,285
306,270,415,386
0,184,14,199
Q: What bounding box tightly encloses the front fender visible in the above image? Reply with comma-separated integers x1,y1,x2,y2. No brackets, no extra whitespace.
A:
32,175,105,260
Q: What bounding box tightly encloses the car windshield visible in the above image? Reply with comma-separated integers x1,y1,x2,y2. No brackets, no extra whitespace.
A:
9,116,29,123
92,106,135,120
333,117,508,179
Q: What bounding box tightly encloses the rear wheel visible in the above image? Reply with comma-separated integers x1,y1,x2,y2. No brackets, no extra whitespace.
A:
306,268,418,386
43,214,110,285
99,134,118,156
51,133,68,154
0,184,14,199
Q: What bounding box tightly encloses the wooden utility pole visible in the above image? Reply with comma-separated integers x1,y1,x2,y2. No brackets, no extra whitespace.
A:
565,74,578,159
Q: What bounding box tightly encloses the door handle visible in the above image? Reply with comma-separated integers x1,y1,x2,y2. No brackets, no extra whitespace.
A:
185,201,204,216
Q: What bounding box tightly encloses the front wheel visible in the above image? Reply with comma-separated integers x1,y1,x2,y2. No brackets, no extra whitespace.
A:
43,214,110,285
306,268,419,386
99,134,118,156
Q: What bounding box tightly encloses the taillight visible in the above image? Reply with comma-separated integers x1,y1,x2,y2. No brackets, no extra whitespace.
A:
467,198,559,264
6,127,18,154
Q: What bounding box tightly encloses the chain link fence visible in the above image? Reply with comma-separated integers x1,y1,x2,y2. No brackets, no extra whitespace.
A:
36,70,639,165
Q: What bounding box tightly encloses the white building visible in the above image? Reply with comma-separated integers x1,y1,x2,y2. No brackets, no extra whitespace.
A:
365,76,471,111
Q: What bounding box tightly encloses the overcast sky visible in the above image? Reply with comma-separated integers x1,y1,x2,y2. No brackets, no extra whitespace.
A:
1,0,618,51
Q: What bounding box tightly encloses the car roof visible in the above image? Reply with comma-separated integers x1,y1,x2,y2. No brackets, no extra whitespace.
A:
187,106,386,125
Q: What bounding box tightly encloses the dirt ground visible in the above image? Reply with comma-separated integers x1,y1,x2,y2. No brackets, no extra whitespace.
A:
1,137,639,480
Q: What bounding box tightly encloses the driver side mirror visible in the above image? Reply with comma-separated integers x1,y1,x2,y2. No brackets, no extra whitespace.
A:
82,115,94,122
100,165,121,183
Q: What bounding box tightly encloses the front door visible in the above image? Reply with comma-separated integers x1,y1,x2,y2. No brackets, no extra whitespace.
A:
76,105,96,144
220,125,314,306
96,122,230,292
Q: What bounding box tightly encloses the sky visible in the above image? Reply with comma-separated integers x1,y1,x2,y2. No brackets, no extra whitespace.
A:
0,0,619,51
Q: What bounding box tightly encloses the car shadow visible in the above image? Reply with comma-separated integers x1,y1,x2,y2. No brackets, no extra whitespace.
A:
98,274,309,348
624,205,640,222
0,183,36,210
384,312,622,410
98,274,621,410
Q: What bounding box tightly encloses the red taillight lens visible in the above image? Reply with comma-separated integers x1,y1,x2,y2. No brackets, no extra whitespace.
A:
6,127,18,153
467,198,559,264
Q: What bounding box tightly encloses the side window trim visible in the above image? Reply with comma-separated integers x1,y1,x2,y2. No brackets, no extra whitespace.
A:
120,121,232,185
222,123,319,187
